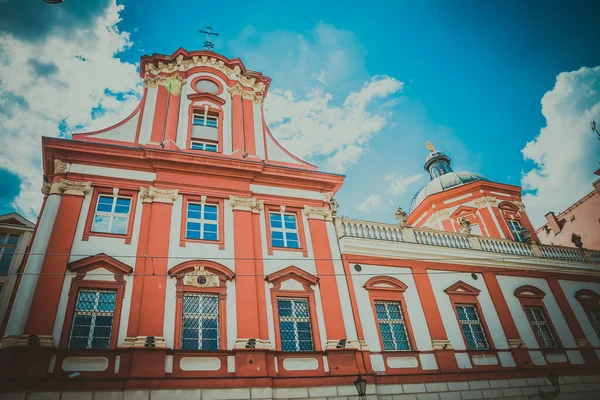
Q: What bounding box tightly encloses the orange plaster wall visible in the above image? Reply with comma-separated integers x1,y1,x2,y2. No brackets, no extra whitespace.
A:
150,85,169,144
25,195,85,335
242,98,256,156
232,210,260,339
231,94,244,154
137,201,173,336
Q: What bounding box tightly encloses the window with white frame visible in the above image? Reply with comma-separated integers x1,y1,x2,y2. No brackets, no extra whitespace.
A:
507,219,524,242
525,306,558,348
269,212,300,248
277,298,314,351
190,140,218,152
91,195,132,235
181,293,219,350
585,309,600,339
186,202,218,241
455,304,489,349
192,113,218,128
0,233,19,275
375,301,411,350
68,289,117,349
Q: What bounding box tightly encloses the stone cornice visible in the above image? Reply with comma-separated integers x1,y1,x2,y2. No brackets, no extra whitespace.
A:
229,195,263,213
303,206,332,221
143,54,267,93
139,186,179,204
49,179,92,197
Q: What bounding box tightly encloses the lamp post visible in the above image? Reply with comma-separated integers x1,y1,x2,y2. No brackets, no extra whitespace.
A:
354,375,367,400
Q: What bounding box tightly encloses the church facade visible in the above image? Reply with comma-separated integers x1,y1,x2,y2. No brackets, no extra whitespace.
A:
2,48,600,400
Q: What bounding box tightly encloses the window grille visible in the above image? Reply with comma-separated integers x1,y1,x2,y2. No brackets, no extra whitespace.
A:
375,301,411,350
585,309,600,339
455,304,489,349
277,298,314,351
68,289,117,349
269,212,300,249
507,219,524,242
92,195,132,235
525,306,558,348
186,203,218,241
182,293,220,350
0,233,19,275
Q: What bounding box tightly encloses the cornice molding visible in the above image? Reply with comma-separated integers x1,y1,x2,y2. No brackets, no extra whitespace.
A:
229,195,263,213
139,186,179,204
144,54,267,93
49,179,91,197
303,206,332,221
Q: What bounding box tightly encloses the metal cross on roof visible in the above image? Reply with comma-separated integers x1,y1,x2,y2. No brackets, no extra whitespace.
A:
199,27,219,50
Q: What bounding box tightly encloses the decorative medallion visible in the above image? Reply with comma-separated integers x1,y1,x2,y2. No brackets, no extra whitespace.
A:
184,266,220,288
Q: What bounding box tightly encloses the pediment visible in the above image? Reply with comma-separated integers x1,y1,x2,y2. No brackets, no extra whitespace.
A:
265,266,319,290
450,206,478,219
444,280,481,296
364,276,408,292
514,285,546,299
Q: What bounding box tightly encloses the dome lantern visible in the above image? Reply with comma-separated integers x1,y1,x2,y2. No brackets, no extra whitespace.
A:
424,141,453,180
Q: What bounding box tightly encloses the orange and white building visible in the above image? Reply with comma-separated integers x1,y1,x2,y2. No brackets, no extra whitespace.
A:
2,48,600,400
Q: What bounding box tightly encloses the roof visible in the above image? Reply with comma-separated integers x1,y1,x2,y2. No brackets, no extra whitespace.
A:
409,171,490,212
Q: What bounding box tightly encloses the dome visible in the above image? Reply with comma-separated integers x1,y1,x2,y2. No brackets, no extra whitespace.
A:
409,171,490,212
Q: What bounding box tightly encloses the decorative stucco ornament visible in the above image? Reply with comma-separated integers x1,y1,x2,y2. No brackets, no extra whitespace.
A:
184,266,220,288
303,206,332,221
394,207,408,227
459,217,472,234
139,186,179,204
53,159,69,174
229,195,264,213
520,226,533,244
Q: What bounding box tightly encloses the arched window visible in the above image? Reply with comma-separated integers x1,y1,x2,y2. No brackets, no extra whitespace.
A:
444,281,492,350
575,289,600,339
514,285,560,349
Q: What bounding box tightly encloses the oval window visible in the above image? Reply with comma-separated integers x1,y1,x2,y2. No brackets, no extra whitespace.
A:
194,79,219,93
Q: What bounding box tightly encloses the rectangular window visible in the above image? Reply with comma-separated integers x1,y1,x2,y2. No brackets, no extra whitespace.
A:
525,306,558,348
278,298,314,351
186,202,218,241
375,301,411,351
455,304,489,350
181,293,219,350
585,309,600,339
91,195,132,235
192,113,218,128
470,224,482,236
190,140,218,152
269,212,300,249
68,289,116,349
507,220,524,242
0,233,19,275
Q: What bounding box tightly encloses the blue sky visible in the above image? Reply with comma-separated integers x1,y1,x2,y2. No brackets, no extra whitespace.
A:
0,0,599,227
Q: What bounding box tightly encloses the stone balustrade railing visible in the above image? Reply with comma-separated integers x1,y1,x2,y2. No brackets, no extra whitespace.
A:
335,217,600,265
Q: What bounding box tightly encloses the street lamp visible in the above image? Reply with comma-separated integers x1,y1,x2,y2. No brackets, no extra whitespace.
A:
354,375,367,400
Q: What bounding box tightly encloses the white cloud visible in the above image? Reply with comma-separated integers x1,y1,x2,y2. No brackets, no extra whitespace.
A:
521,66,600,227
265,76,403,172
356,194,382,213
384,173,423,196
0,1,140,219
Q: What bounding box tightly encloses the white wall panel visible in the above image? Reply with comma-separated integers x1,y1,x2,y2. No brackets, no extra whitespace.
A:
559,280,600,347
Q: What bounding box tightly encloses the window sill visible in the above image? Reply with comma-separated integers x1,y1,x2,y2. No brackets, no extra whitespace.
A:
180,237,224,250
269,246,308,257
83,231,132,244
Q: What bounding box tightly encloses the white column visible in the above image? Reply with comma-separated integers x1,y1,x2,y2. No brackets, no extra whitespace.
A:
5,190,62,336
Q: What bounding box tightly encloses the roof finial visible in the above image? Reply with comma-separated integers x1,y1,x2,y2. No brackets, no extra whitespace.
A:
199,26,219,50
425,141,435,152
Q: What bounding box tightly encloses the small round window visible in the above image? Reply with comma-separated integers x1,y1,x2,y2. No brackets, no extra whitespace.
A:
194,79,219,93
